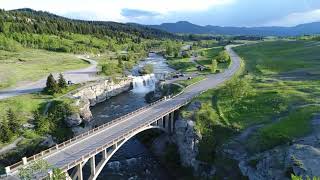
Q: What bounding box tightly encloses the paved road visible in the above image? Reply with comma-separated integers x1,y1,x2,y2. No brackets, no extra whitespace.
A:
0,57,99,100
40,46,239,168
7,45,241,178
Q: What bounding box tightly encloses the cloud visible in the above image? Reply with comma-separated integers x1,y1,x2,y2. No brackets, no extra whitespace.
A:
0,0,234,22
264,9,320,27
121,9,160,18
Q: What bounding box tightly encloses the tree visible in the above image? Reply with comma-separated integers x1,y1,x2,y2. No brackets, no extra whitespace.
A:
45,73,59,94
0,118,13,143
58,73,67,89
217,50,230,63
33,110,51,134
7,108,20,132
211,59,218,73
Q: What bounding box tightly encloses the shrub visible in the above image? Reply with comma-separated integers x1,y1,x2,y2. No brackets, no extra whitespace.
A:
44,74,59,95
139,64,154,75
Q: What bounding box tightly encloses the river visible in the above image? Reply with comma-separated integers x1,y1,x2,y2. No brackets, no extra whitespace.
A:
84,53,175,179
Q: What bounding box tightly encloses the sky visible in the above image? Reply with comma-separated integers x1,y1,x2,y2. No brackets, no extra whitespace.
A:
1,0,320,27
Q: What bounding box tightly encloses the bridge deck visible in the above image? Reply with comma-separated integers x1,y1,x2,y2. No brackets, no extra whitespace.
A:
7,45,241,175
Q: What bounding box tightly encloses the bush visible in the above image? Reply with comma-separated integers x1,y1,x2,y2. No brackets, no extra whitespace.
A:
139,64,154,75
44,74,60,95
211,59,217,73
216,50,230,63
101,62,123,76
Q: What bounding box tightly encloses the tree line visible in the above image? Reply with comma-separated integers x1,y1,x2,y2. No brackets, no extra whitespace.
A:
0,8,178,40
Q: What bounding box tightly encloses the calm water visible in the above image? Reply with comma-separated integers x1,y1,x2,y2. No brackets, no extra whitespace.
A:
86,53,174,180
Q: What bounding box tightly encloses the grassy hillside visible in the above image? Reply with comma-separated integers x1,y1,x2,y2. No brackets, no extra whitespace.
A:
234,40,320,151
0,48,89,89
182,40,320,166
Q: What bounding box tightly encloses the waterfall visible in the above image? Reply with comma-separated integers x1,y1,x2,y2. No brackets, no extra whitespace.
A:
131,74,157,93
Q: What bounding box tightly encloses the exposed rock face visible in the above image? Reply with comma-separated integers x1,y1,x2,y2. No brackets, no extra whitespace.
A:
40,135,56,147
288,144,320,178
65,78,132,127
174,118,200,169
236,113,320,180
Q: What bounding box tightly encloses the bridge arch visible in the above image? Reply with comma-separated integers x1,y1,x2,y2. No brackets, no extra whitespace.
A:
88,125,167,180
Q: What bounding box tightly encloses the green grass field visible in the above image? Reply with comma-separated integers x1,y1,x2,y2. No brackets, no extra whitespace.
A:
167,46,227,73
185,40,320,155
176,76,206,87
167,57,198,72
196,46,224,68
0,48,89,89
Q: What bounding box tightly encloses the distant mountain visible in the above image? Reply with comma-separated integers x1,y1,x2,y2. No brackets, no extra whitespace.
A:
150,21,320,36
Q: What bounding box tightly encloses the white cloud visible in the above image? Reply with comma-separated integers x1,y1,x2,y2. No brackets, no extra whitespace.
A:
264,9,320,27
0,0,234,22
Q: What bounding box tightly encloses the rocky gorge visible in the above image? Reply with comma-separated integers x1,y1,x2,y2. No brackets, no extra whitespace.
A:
65,77,133,127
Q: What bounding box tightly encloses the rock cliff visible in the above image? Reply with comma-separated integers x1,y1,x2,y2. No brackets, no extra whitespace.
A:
65,78,132,127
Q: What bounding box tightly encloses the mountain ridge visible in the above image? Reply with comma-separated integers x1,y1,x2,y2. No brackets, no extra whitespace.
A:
149,21,320,36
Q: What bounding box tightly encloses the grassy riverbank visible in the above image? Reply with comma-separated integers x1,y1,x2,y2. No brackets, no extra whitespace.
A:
179,40,320,176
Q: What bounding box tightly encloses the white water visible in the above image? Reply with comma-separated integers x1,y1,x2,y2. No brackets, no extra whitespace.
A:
131,74,157,94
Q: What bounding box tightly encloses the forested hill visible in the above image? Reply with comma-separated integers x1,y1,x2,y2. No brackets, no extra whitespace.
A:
0,8,176,40
0,8,182,53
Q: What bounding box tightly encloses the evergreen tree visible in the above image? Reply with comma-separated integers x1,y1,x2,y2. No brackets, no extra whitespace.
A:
58,73,67,89
33,110,51,134
7,108,20,132
0,118,13,143
45,73,59,94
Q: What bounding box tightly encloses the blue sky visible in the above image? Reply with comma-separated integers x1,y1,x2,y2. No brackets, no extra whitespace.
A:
1,0,320,27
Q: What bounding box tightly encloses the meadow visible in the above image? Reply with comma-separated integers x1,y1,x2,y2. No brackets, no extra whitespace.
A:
0,48,89,89
182,40,320,160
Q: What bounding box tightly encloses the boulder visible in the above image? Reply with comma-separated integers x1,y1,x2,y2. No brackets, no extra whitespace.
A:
287,144,320,177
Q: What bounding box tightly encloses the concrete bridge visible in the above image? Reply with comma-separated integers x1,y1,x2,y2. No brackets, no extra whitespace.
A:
5,45,241,180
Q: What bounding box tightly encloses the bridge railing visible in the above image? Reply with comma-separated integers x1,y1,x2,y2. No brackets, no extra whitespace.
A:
60,94,196,172
7,73,208,174
7,95,172,173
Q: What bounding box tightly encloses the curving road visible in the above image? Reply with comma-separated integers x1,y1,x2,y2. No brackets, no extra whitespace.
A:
0,57,99,100
7,45,241,177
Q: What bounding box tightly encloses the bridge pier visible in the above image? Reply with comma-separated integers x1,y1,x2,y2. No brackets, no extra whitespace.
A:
71,163,83,180
170,111,175,133
90,156,96,177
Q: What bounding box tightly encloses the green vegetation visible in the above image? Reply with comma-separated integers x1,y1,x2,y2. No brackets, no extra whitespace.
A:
0,48,89,89
163,143,195,180
139,64,154,75
167,57,197,72
0,86,78,171
291,175,320,180
182,40,320,168
196,47,230,72
176,76,205,87
19,159,66,180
